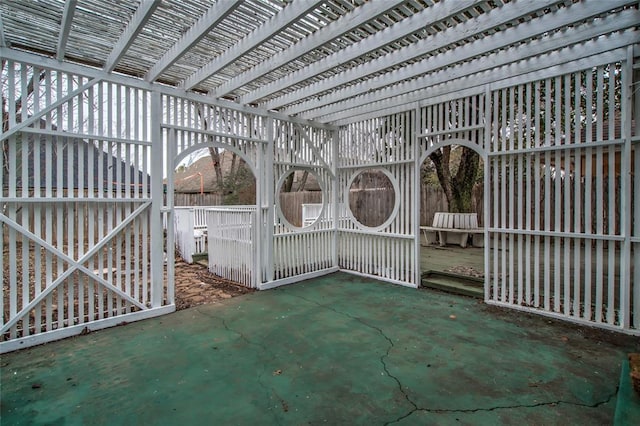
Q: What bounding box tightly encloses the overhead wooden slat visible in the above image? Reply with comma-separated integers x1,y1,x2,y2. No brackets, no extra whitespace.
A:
327,39,630,126
56,0,77,61
240,0,482,105
182,0,324,91
145,1,242,82
260,0,565,111
213,0,407,98
284,0,638,117
0,0,636,129
103,0,160,73
0,9,8,48
298,6,640,118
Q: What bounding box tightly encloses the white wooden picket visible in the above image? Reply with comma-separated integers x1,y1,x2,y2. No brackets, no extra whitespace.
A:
207,207,256,288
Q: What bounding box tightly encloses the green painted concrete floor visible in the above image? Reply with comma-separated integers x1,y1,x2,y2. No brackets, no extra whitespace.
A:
2,272,639,425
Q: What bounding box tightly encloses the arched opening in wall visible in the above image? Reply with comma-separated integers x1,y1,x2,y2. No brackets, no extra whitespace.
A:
173,147,256,207
419,143,485,296
347,168,397,229
277,168,324,229
171,146,257,304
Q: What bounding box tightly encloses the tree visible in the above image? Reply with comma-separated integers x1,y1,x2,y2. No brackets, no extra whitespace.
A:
220,157,255,205
427,145,480,213
378,102,482,214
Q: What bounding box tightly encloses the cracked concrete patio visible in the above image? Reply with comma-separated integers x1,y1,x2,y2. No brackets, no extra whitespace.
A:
2,272,638,425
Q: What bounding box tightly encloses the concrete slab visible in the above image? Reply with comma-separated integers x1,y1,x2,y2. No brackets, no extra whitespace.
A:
2,272,638,425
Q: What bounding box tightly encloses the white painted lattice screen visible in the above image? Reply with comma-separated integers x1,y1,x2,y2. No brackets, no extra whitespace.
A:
1,61,171,352
338,111,417,286
207,207,256,288
485,56,638,334
269,119,337,287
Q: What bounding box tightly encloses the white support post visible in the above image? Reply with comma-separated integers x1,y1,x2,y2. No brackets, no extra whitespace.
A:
165,128,176,304
150,91,164,307
331,128,339,268
633,45,640,331
619,46,633,329
264,117,275,283
483,88,492,302
413,107,421,286
254,127,264,288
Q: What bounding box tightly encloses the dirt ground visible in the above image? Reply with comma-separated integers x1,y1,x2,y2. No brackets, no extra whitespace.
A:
173,260,254,310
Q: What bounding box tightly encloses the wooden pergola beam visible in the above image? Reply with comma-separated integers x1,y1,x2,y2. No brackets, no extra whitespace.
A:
258,0,557,109
145,0,242,82
103,0,159,73
213,0,407,99
329,40,631,126
240,0,482,105
0,9,8,48
286,0,638,118
182,0,324,91
56,0,77,61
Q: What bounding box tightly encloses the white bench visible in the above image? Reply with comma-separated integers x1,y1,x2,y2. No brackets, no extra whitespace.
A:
420,212,484,248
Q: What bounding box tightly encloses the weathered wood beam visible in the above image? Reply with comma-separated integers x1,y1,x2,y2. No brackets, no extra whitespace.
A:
287,0,638,117
240,0,481,105
298,3,640,118
56,0,77,61
182,0,324,91
103,0,159,73
213,0,407,98
145,1,242,82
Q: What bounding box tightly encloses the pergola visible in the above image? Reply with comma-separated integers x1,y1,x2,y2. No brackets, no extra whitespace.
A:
1,0,638,352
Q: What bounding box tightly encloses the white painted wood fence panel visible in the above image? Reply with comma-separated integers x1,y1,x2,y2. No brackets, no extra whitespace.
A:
484,58,637,334
173,207,207,264
160,94,267,288
1,61,171,353
270,119,338,284
207,208,256,288
337,110,418,286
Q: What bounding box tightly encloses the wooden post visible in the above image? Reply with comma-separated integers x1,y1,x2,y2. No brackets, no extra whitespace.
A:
150,91,164,307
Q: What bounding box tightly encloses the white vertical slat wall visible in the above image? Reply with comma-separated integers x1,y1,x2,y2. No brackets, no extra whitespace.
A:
485,57,638,334
632,52,640,333
2,47,637,354
157,96,337,289
1,60,172,353
207,207,256,288
267,118,337,288
337,110,417,287
173,207,196,264
173,206,210,263
160,95,266,288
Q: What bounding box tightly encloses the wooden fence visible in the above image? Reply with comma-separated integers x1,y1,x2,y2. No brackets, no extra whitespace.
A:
170,193,223,206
